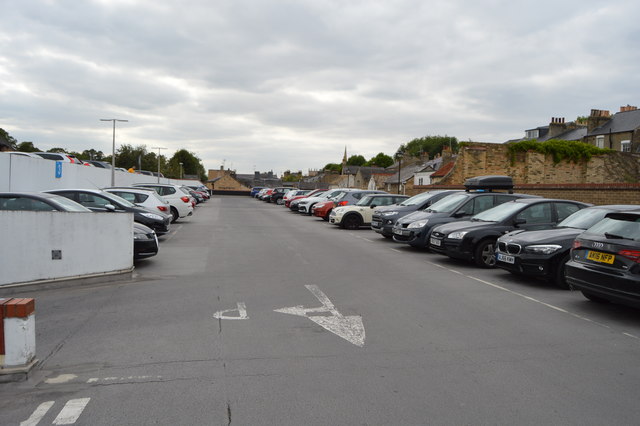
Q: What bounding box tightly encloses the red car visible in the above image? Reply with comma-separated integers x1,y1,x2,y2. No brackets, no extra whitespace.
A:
312,200,335,221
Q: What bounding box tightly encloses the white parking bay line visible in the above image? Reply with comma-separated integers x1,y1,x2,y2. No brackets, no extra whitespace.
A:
52,398,91,425
20,401,54,426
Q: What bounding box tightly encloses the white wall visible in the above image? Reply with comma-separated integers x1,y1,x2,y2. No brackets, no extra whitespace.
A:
0,155,204,192
0,211,133,286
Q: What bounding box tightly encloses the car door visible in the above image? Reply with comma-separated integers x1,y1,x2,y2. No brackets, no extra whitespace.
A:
513,202,555,231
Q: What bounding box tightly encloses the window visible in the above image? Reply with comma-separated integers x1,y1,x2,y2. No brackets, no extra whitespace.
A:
418,178,424,185
113,192,137,203
78,193,111,209
596,136,605,148
555,202,582,222
526,129,539,139
621,140,631,152
516,203,552,224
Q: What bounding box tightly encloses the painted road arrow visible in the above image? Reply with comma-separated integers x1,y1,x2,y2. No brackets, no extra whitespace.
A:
275,285,365,347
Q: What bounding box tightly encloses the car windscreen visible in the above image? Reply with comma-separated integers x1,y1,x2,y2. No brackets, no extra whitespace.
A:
471,201,525,222
557,208,612,230
104,192,137,208
400,191,438,206
586,215,640,241
50,196,92,212
426,193,469,213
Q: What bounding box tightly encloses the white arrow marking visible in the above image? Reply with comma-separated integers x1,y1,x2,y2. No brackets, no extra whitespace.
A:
275,285,365,347
213,302,249,320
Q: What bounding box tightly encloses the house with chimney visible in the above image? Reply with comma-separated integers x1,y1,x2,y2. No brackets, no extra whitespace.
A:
584,106,640,152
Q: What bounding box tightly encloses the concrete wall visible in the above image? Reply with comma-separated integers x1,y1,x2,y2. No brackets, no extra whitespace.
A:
1,211,133,286
0,155,204,192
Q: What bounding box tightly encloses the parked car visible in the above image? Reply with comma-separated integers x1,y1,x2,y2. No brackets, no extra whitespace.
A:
45,189,171,235
0,152,42,159
283,189,309,206
566,210,640,308
429,198,591,268
85,160,113,169
495,205,640,288
259,188,274,201
288,189,325,210
250,187,265,197
0,192,92,212
133,222,159,260
371,190,461,238
132,183,194,222
393,176,534,248
330,194,409,229
312,189,387,220
269,187,295,205
103,187,172,217
297,188,354,215
34,152,80,163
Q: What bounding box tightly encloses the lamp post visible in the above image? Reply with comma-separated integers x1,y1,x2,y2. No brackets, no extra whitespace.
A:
179,162,184,179
394,148,405,195
100,118,128,186
151,146,166,183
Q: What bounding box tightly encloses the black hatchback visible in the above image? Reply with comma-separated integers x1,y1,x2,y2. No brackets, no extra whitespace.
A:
566,211,640,308
45,189,171,235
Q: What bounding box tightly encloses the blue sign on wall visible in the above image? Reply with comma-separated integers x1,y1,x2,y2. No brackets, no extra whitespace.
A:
55,161,63,178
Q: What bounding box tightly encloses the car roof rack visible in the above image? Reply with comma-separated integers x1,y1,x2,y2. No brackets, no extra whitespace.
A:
463,175,514,193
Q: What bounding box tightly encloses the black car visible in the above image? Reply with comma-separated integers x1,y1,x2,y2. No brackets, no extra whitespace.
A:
371,190,460,239
269,187,294,205
495,205,640,288
45,189,171,235
566,211,640,308
429,198,591,267
0,192,92,212
134,222,159,260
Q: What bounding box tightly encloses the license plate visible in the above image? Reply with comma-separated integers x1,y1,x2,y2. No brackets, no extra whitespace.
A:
497,253,515,264
430,237,441,247
586,250,615,264
372,221,380,227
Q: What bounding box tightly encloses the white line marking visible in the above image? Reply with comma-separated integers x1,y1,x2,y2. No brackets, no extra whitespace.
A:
623,332,639,339
275,285,365,347
213,302,249,320
390,249,403,253
87,375,162,383
20,401,54,426
52,398,90,425
45,374,77,384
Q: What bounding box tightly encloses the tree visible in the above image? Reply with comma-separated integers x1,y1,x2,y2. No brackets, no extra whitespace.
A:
323,163,342,173
0,128,17,149
79,149,105,161
167,149,206,180
16,142,39,152
402,135,458,158
113,144,159,171
366,152,393,168
346,154,366,166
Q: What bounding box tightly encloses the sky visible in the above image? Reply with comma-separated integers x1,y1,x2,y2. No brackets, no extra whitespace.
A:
2,0,639,176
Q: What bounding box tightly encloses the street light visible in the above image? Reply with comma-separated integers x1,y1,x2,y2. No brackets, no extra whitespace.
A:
151,146,166,183
100,118,128,186
179,162,184,179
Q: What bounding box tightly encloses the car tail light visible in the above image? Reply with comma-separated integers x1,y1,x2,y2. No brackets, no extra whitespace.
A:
572,240,582,249
181,196,190,203
619,249,640,263
157,206,168,212
337,201,348,206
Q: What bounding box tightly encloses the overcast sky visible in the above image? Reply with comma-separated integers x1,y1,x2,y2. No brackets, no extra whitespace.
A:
2,0,639,175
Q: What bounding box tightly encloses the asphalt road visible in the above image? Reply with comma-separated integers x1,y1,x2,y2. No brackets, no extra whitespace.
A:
2,196,640,425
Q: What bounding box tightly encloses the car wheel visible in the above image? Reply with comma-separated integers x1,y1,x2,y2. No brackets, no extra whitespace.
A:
553,254,571,289
343,214,362,230
170,207,179,223
276,198,284,205
474,239,497,268
581,291,609,304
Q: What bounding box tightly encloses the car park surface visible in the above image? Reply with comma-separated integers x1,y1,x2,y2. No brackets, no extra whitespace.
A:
429,198,591,267
2,195,640,425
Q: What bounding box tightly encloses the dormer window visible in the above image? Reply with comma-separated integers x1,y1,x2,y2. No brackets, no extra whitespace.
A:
525,129,539,139
596,136,605,148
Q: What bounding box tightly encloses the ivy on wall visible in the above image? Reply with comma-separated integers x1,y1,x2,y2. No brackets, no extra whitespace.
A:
507,139,613,164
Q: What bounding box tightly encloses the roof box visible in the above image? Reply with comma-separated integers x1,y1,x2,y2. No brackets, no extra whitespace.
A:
464,175,514,193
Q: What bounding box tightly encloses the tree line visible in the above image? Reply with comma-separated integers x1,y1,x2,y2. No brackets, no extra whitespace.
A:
1,128,207,180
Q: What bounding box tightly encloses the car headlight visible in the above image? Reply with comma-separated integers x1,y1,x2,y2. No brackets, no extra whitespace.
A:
525,244,562,255
381,211,398,216
141,212,164,220
448,231,468,239
407,220,428,229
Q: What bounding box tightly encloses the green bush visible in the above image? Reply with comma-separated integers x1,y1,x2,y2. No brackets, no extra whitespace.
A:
507,139,612,164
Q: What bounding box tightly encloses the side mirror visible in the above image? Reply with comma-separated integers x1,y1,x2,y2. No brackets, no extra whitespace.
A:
370,205,377,209
514,218,526,225
452,211,466,218
105,204,117,212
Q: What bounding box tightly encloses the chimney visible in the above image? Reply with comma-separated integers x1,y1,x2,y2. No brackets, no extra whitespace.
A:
620,105,638,113
441,145,452,164
587,109,611,132
548,117,567,139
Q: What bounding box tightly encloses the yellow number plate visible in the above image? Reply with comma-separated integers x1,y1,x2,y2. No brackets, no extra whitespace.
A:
586,250,615,264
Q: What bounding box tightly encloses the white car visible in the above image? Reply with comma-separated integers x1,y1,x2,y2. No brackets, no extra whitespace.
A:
103,187,172,218
297,188,353,215
132,183,194,222
330,194,409,229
